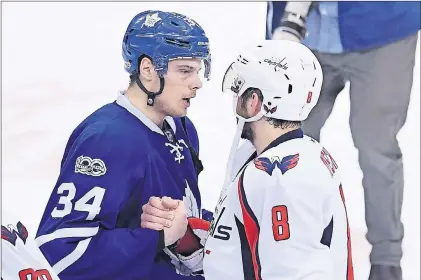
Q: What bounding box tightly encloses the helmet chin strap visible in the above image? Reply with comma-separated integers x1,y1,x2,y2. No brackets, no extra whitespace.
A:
221,97,265,190
223,118,246,189
134,74,165,106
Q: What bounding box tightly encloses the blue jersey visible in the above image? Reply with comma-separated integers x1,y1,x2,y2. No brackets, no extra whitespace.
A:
36,93,204,280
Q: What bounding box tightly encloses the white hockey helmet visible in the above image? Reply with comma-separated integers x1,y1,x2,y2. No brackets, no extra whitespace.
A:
222,40,323,122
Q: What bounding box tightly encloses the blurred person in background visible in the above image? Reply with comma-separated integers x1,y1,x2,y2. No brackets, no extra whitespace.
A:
266,2,420,280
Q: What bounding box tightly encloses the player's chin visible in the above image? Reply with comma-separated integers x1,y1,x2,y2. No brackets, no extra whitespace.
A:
174,104,189,117
168,107,188,118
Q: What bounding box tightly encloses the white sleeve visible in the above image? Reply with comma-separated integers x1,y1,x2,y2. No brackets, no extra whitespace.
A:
239,166,335,280
1,215,60,280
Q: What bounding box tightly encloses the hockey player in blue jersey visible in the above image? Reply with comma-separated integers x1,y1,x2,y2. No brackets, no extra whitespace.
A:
35,10,211,280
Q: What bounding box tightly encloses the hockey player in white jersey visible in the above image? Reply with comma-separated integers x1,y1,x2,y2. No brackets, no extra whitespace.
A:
140,40,354,280
202,40,354,280
2,212,60,280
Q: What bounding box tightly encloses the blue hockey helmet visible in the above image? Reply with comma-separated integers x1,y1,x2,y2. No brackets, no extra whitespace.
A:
122,11,211,105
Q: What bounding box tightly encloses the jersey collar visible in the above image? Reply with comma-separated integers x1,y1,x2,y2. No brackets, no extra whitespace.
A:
116,91,176,135
238,128,304,176
260,128,304,155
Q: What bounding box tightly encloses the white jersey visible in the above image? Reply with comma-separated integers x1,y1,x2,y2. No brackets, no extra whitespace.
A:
1,212,60,280
203,130,354,280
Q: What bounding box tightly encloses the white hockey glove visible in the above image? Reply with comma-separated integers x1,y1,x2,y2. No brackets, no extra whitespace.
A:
164,217,210,276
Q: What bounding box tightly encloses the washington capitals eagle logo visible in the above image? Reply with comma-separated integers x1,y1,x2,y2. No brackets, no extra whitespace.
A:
1,221,28,246
254,154,299,176
263,104,277,114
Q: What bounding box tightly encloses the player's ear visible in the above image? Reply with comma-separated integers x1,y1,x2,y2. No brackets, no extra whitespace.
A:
138,56,156,81
250,91,263,117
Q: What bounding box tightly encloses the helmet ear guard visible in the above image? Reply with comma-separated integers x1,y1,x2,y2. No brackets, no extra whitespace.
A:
122,10,212,105
222,63,265,123
222,62,245,95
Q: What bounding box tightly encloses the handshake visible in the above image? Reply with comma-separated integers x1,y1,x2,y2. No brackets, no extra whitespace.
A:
141,197,211,276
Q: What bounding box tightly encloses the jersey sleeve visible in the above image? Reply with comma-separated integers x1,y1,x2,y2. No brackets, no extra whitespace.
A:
35,129,164,280
238,164,335,280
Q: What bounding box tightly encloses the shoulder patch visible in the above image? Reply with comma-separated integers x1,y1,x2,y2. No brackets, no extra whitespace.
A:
254,154,299,176
75,155,107,176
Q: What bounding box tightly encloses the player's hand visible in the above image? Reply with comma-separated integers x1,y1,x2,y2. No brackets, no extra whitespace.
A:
141,196,188,245
163,200,188,246
141,196,178,230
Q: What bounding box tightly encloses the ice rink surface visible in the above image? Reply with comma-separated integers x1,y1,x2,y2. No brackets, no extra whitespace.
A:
2,2,420,279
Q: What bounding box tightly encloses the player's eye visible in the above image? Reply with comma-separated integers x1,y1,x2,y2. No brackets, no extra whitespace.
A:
179,69,191,74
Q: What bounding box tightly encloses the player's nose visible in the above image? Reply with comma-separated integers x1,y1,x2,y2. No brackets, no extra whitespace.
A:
190,73,203,91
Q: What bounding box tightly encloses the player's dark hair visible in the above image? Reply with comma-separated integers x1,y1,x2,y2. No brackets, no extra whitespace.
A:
241,87,301,129
129,75,136,87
